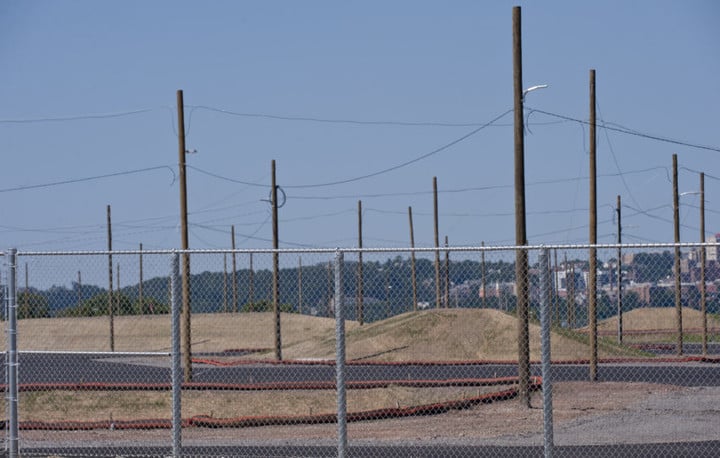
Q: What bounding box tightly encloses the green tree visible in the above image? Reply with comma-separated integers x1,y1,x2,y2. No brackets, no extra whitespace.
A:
17,291,50,319
59,292,133,317
631,251,674,283
240,300,294,313
649,286,675,308
133,297,169,315
622,291,643,311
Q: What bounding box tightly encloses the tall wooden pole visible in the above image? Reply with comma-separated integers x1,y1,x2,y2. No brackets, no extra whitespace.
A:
616,195,623,344
433,176,441,309
700,173,707,356
357,200,364,324
588,69,598,381
231,226,238,312
271,160,282,360
409,206,418,312
513,5,531,406
177,89,192,381
107,204,115,352
672,153,683,356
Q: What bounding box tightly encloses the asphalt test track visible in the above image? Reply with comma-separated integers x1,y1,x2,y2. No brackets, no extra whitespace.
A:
6,345,720,457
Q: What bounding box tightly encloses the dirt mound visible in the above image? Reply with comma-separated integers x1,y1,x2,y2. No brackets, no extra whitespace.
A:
283,308,637,362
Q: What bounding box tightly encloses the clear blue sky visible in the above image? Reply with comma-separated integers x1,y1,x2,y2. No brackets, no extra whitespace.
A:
2,1,719,252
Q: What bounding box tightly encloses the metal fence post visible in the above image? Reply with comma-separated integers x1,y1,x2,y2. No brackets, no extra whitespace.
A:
7,249,19,458
171,252,182,457
334,249,347,458
539,248,554,457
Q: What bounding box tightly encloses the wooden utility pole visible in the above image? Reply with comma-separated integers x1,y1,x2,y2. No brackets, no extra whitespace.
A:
513,5,531,407
357,200,364,324
433,176,441,309
444,236,450,308
616,195,623,344
700,173,707,356
481,241,487,309
271,160,282,360
138,243,144,313
588,69,598,381
231,226,238,312
177,89,192,382
408,206,418,312
672,154,683,356
107,204,115,352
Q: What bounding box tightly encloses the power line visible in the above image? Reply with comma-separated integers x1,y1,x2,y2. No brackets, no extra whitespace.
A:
287,166,669,201
365,207,589,218
191,104,523,128
623,204,702,233
0,165,176,194
283,109,515,189
187,165,268,187
597,102,642,210
0,108,157,124
184,109,513,190
679,166,720,182
527,107,720,153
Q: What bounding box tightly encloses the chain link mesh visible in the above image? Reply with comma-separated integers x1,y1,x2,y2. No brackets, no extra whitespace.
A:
2,244,718,456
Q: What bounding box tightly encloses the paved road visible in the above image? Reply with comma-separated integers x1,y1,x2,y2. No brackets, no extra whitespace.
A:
4,352,719,386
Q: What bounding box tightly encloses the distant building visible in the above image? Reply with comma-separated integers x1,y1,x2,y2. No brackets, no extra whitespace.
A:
478,281,515,298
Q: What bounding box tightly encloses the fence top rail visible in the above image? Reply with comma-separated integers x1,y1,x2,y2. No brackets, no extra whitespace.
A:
5,241,719,257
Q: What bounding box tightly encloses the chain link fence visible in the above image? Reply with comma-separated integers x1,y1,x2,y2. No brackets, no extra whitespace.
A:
2,243,719,456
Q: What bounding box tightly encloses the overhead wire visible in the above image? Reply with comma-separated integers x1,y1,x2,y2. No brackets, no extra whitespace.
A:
0,166,176,194
282,109,515,189
0,108,157,124
526,107,720,153
679,166,720,182
597,102,643,210
190,104,518,128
